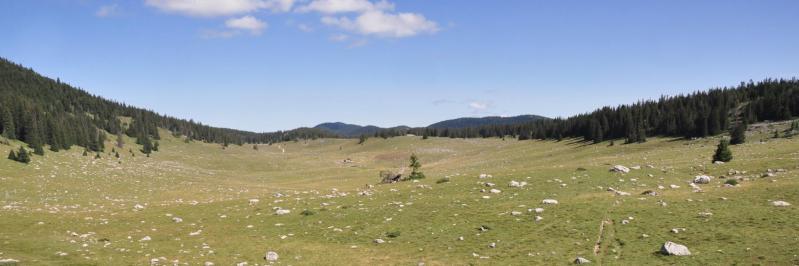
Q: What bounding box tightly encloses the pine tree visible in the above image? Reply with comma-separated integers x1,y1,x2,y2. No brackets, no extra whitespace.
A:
7,150,17,161
1,106,16,139
94,153,101,159
730,122,746,145
407,153,425,180
83,149,89,156
153,141,159,152
358,134,367,144
712,139,733,162
16,146,30,163
253,144,259,150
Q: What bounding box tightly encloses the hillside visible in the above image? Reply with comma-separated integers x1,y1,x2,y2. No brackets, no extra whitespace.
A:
428,114,549,129
1,123,797,265
314,122,409,137
0,57,335,155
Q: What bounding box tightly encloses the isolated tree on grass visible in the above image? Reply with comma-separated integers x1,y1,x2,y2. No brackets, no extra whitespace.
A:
16,146,30,164
407,153,425,180
358,134,367,145
712,139,733,163
730,122,746,145
8,150,17,161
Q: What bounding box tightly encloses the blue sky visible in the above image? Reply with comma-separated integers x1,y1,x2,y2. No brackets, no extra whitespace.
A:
2,0,798,132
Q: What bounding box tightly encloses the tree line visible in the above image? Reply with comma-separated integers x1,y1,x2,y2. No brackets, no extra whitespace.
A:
372,78,798,142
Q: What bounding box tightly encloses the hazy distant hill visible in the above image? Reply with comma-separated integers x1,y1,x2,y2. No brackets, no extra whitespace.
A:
427,115,549,129
314,122,409,137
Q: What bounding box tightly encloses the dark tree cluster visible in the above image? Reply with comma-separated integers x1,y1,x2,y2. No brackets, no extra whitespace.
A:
372,79,798,143
0,58,336,155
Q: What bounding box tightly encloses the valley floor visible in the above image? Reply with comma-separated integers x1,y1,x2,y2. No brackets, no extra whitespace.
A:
1,126,798,265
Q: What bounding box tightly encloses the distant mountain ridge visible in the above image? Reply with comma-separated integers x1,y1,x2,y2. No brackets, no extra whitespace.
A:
314,115,549,137
427,115,549,129
313,122,409,137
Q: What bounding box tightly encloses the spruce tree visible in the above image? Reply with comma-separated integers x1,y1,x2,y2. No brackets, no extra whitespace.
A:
1,106,16,139
16,146,30,163
712,139,733,162
407,153,425,180
730,122,746,145
358,134,367,144
8,150,17,161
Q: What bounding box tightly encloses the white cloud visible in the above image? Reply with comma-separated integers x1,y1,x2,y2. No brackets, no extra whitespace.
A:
322,10,438,38
297,0,393,14
469,101,489,110
96,4,119,17
226,16,268,35
145,0,295,17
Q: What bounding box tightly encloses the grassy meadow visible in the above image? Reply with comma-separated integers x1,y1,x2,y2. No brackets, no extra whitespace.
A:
0,124,798,265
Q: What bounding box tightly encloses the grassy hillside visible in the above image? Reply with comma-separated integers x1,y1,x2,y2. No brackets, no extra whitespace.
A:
0,124,797,265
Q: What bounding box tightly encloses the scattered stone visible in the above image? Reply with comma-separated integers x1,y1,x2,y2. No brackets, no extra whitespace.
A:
693,175,712,184
542,199,559,205
374,239,385,244
172,217,183,223
489,189,501,194
660,241,691,256
275,209,291,215
610,165,631,173
573,257,591,264
509,180,527,188
479,174,493,179
489,242,496,248
641,190,658,196
264,251,279,262
511,211,522,216
772,200,791,207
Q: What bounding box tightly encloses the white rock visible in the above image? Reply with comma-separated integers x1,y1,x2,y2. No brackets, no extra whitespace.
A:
374,239,385,244
610,165,630,173
139,236,151,242
574,256,591,264
264,251,279,261
489,189,501,194
204,262,215,266
542,199,558,205
772,200,791,207
693,175,712,184
479,174,493,179
511,211,522,216
133,204,145,211
172,217,183,223
660,241,691,256
275,209,291,215
248,199,260,205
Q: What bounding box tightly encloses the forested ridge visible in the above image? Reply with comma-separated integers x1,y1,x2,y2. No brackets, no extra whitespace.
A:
2,57,798,157
0,57,335,156
371,78,799,142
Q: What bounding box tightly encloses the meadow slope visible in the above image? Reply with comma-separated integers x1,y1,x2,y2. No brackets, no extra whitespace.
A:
0,125,798,265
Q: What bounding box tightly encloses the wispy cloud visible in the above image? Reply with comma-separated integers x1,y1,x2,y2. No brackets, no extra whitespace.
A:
468,101,489,111
145,0,295,17
226,15,268,35
96,4,119,17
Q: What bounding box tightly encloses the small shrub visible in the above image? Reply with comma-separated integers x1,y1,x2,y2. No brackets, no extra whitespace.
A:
300,210,315,216
724,179,739,186
576,167,587,171
386,231,401,238
436,177,450,184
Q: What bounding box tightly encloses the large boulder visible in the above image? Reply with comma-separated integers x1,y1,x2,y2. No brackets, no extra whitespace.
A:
380,171,402,184
660,241,691,256
610,165,631,173
693,175,712,184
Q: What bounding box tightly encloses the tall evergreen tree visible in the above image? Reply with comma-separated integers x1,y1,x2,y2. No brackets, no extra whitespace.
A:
7,150,16,161
407,154,425,180
0,106,15,139
730,122,746,145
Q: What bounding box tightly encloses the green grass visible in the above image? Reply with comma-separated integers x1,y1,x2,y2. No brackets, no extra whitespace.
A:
0,125,797,265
